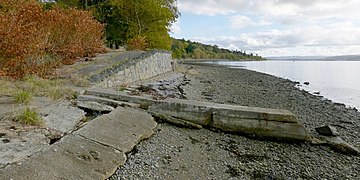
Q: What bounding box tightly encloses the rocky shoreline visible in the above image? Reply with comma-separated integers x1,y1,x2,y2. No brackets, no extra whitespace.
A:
110,63,359,179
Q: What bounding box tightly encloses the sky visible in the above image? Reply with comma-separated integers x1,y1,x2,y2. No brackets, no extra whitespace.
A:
170,0,360,57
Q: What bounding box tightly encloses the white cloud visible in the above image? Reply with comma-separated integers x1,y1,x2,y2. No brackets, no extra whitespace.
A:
177,0,360,56
179,0,360,25
178,0,248,16
191,23,360,56
229,15,253,28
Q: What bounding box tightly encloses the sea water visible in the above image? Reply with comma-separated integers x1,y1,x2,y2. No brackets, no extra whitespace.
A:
208,60,360,110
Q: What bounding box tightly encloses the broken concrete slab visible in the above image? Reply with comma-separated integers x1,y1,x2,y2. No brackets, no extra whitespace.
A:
38,101,85,134
77,100,115,112
151,112,203,129
0,132,50,168
149,99,310,141
212,115,309,141
0,134,126,180
320,136,360,156
83,88,310,141
77,95,140,108
315,125,339,136
148,99,213,126
85,88,156,105
75,107,157,152
0,106,158,179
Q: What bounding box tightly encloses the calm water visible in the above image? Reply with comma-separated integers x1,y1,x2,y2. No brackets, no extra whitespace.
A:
209,60,360,110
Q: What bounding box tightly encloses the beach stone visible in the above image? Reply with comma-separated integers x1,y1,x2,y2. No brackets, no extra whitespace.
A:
77,100,115,112
315,125,339,136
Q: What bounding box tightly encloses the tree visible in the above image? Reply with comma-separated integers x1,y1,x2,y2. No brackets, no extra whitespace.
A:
109,0,179,50
54,0,179,50
171,38,265,60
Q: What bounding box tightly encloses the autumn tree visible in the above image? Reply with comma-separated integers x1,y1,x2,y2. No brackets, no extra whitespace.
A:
54,0,179,50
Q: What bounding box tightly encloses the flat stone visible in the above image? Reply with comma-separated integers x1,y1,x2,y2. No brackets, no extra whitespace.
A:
75,107,157,152
0,135,126,179
315,125,339,136
39,101,85,134
77,100,115,112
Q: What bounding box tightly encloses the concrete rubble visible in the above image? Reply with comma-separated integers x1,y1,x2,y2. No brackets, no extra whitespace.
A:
315,125,340,136
38,101,86,134
83,88,311,141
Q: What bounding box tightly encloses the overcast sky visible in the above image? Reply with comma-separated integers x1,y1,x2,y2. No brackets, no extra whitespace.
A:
171,0,360,57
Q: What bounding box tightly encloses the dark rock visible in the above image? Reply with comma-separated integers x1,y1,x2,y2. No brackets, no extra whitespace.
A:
0,132,6,138
315,125,339,136
314,91,321,95
303,82,310,85
2,138,10,143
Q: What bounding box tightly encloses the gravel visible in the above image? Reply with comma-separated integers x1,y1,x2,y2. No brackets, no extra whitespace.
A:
109,63,360,180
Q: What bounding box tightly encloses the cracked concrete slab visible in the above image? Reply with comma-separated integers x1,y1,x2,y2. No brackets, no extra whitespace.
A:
38,101,85,134
0,134,126,180
0,106,157,179
75,107,157,152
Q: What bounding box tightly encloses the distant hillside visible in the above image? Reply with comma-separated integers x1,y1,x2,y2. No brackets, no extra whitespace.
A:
267,56,325,61
171,38,264,60
322,55,360,61
267,55,360,61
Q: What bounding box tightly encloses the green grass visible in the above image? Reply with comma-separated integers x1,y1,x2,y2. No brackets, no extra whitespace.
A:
14,90,32,104
0,75,79,102
16,107,43,126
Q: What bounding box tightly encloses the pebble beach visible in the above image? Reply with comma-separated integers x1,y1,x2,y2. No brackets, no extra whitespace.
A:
110,63,360,179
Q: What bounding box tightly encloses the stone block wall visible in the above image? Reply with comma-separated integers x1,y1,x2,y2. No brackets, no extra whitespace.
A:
90,50,173,89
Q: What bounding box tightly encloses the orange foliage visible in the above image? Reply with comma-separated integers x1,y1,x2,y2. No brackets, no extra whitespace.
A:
126,36,148,51
0,0,105,79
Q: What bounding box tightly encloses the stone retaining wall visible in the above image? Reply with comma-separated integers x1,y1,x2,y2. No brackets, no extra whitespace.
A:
89,50,174,88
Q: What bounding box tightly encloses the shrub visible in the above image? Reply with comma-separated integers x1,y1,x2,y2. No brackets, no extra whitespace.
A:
126,36,148,51
45,7,105,63
16,107,43,126
0,0,105,79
